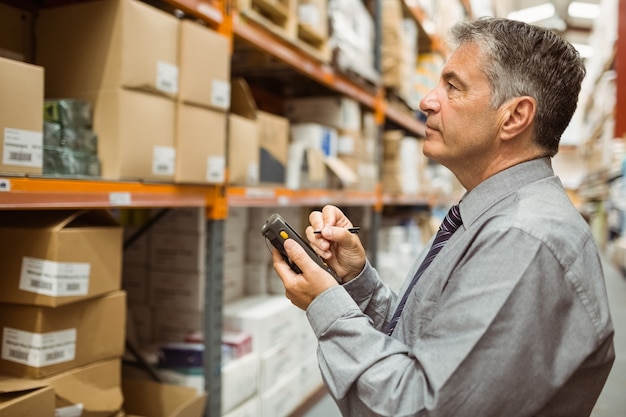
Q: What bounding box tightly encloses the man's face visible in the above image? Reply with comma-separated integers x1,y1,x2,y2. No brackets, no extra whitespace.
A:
419,42,502,176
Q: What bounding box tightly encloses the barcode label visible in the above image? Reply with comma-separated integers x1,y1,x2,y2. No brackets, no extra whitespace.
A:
9,152,32,162
2,327,76,367
20,257,90,297
156,61,179,95
46,350,64,361
3,128,43,168
30,279,53,290
8,349,29,361
152,145,175,176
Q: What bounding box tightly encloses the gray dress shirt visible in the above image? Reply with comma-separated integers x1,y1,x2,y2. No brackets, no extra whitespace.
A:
306,157,615,417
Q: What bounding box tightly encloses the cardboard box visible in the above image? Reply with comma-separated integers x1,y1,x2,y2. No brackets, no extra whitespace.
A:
149,231,205,273
150,270,204,311
43,358,123,417
228,114,259,186
0,210,122,307
174,103,226,184
150,207,207,235
257,111,289,185
228,79,259,186
75,88,176,181
0,57,43,175
0,291,126,378
37,0,180,98
153,308,203,344
0,2,34,62
284,96,361,131
122,378,207,417
179,20,230,110
0,377,55,416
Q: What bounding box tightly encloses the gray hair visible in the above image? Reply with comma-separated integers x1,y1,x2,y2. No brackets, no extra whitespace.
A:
449,17,586,156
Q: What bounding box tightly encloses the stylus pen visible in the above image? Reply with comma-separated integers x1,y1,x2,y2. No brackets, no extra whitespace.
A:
313,227,360,234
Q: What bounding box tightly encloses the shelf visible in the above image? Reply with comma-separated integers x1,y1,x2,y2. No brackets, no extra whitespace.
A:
382,193,430,207
0,176,228,218
228,186,378,207
162,0,224,25
233,12,378,110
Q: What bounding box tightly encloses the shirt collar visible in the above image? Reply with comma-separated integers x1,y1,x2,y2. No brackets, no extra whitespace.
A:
458,157,555,229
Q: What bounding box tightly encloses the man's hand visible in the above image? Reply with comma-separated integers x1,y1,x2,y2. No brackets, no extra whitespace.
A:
307,205,366,282
272,239,339,310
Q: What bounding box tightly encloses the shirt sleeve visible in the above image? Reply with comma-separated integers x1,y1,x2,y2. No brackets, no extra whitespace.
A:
306,227,606,417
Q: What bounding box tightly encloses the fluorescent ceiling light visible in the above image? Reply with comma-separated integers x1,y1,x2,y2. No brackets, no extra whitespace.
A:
572,42,594,59
568,1,600,19
507,3,556,23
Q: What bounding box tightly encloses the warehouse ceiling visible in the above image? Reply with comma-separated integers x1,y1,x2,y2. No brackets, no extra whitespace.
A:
473,0,601,58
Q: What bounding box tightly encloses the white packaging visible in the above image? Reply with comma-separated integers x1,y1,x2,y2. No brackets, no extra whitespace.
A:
300,356,324,399
223,296,301,354
222,352,260,414
259,341,301,392
223,396,260,417
260,368,302,417
290,123,339,158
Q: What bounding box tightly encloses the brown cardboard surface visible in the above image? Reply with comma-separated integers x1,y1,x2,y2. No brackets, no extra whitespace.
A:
0,210,122,306
229,78,257,120
174,103,226,184
0,377,55,417
257,110,289,184
43,358,123,417
122,378,207,417
179,20,230,110
0,3,34,62
0,291,126,379
73,88,176,181
0,56,43,175
37,0,180,98
228,114,259,186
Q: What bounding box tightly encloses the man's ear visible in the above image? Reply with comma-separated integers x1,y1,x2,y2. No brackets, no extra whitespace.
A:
500,96,536,141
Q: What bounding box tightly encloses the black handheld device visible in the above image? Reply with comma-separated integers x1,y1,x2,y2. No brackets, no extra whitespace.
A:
261,213,339,282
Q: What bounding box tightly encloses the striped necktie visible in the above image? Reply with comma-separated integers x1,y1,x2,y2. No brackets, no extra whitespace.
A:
385,204,463,335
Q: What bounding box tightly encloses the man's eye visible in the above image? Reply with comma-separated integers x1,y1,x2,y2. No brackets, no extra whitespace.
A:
447,82,457,91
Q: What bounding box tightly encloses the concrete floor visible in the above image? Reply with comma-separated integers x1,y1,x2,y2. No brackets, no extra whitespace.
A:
303,254,626,417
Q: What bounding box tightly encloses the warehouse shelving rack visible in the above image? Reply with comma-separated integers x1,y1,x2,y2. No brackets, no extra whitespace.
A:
0,0,470,415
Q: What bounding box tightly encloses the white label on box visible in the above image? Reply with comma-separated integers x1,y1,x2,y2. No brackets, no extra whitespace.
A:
55,403,84,417
20,257,90,296
246,163,259,185
3,128,43,168
109,192,132,205
156,61,179,95
207,155,225,183
338,134,355,155
2,327,77,367
153,145,176,176
211,79,231,110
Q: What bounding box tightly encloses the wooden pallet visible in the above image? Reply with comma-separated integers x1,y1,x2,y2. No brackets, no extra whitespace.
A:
238,0,297,39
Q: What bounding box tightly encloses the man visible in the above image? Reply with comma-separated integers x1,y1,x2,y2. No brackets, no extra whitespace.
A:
272,17,614,416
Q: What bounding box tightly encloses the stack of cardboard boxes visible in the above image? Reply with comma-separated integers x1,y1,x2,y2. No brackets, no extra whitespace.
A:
0,209,125,416
36,0,229,184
